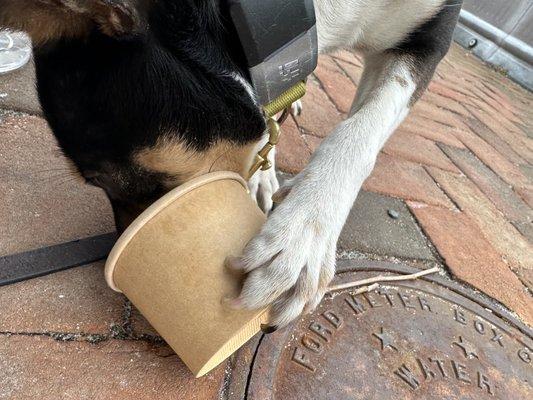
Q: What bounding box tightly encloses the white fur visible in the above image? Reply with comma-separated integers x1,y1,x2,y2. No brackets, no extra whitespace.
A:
314,0,446,53
247,136,279,213
291,100,303,116
247,164,279,214
231,0,447,328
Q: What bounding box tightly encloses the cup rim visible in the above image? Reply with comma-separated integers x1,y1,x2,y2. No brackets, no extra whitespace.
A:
104,171,248,292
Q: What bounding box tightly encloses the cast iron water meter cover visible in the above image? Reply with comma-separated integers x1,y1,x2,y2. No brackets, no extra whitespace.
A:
228,262,532,400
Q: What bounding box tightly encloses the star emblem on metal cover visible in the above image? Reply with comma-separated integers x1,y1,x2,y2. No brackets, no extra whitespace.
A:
453,336,479,359
373,327,398,351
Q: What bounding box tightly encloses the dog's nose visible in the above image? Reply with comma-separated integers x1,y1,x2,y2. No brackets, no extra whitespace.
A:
109,198,148,234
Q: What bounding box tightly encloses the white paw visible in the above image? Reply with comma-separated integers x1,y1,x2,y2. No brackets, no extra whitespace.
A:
247,164,279,214
229,174,338,329
291,100,303,116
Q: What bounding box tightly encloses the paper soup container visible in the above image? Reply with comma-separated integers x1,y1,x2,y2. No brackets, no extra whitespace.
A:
105,171,268,377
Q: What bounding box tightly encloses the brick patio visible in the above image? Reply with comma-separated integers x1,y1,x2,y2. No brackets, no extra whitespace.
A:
1,43,532,398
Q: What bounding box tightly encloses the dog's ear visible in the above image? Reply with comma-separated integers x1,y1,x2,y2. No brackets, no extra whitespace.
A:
85,0,145,37
0,0,145,45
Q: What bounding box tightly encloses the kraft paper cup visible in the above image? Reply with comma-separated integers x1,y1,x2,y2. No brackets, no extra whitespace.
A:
105,171,268,377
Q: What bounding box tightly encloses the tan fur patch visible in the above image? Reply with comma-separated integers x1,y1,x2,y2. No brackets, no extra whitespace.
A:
0,0,140,45
394,75,409,88
0,1,93,45
135,137,259,188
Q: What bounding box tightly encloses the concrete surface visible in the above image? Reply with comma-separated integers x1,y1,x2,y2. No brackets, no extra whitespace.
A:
339,190,435,261
0,60,40,115
0,111,114,256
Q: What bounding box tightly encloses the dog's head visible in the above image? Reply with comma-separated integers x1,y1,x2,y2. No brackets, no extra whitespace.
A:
1,0,266,230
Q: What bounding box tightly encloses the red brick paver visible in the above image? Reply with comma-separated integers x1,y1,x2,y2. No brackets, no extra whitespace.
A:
0,336,225,400
451,126,530,189
363,153,455,208
440,144,532,228
461,116,527,167
382,130,460,173
333,58,364,86
313,55,356,114
0,263,124,334
275,116,312,174
428,168,533,289
331,50,364,68
464,104,533,163
408,203,533,325
398,115,467,149
293,76,343,137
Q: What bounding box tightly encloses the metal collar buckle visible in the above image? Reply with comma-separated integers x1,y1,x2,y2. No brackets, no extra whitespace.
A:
247,81,307,179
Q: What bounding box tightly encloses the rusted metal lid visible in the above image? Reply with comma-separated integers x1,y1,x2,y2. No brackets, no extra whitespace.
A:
229,261,532,399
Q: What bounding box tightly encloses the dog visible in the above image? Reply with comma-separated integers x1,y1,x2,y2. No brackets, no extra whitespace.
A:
0,0,462,330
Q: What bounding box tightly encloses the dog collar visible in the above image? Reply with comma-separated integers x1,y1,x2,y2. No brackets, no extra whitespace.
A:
228,1,318,179
228,0,318,106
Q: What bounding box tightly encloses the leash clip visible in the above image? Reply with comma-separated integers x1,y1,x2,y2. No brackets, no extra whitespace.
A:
247,82,307,180
248,118,281,177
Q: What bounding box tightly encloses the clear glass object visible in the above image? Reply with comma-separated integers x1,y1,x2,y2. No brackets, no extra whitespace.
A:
0,31,32,74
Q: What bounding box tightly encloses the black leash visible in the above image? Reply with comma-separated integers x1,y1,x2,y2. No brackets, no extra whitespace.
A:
0,233,117,287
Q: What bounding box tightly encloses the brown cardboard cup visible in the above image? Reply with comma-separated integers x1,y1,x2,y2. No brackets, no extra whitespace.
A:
105,171,268,377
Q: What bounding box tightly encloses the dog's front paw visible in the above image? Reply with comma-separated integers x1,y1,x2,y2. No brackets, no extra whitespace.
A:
228,184,337,329
247,165,279,214
291,100,303,116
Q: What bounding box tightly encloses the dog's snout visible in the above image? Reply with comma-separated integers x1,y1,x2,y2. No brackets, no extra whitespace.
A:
82,170,99,180
81,170,101,186
110,199,149,233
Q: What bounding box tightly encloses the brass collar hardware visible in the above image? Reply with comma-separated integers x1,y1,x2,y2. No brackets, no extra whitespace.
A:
247,81,307,180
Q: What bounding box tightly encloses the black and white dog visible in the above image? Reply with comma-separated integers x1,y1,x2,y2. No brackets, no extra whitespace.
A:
0,0,462,329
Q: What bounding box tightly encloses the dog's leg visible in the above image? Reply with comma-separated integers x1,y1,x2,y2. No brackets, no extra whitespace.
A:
291,100,303,116
230,6,460,329
230,52,418,327
248,146,279,214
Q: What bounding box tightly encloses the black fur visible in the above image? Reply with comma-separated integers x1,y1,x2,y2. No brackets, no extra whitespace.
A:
34,0,265,211
389,0,463,100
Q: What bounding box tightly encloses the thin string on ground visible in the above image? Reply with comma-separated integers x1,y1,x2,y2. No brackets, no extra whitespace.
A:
327,266,440,293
